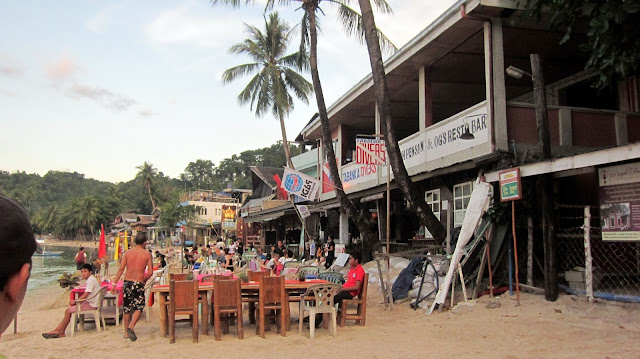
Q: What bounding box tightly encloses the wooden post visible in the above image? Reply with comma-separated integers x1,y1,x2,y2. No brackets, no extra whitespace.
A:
584,206,594,303
527,217,533,286
512,201,521,305
531,53,557,301
376,258,389,308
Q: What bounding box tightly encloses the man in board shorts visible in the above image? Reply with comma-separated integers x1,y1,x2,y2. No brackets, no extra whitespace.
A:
112,233,153,341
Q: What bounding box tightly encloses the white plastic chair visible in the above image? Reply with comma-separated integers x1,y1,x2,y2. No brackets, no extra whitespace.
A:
298,283,341,339
71,286,107,336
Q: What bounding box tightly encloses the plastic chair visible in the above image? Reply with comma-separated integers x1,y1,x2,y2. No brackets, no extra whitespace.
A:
298,266,319,277
71,286,107,337
339,273,369,327
212,279,243,341
168,279,199,344
144,277,156,322
298,283,341,339
284,261,301,268
255,276,286,338
318,271,345,284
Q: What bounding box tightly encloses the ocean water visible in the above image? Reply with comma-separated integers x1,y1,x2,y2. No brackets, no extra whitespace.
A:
29,245,99,290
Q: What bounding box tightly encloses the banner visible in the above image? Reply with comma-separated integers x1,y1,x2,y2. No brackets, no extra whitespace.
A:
281,167,320,201
599,162,640,241
356,138,386,165
296,204,311,219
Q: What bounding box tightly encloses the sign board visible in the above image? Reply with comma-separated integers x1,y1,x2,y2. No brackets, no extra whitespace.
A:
334,253,350,267
222,221,236,230
296,204,311,219
356,138,386,165
282,167,321,201
425,104,489,161
341,162,378,189
599,162,640,241
499,168,522,202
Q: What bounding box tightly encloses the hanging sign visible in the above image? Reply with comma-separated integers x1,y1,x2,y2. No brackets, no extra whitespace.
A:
499,168,522,202
356,138,386,165
296,204,311,219
282,167,320,201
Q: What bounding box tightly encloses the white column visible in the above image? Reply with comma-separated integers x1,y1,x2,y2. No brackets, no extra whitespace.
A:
339,210,350,245
419,67,426,131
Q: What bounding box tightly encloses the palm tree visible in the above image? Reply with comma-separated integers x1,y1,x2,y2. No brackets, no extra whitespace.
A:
34,203,60,234
356,0,446,242
222,12,313,169
210,0,395,256
62,196,101,239
136,161,158,211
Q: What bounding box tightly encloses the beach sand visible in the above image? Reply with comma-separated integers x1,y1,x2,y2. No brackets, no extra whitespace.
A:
2,280,639,359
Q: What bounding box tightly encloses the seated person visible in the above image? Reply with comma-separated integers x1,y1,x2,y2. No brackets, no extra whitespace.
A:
184,248,195,265
315,251,364,328
283,249,295,263
266,252,284,276
315,247,326,267
223,248,234,270
256,248,267,262
159,254,167,268
42,264,100,339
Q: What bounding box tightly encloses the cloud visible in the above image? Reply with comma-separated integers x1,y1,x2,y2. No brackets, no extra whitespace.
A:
67,84,137,111
144,4,250,48
139,109,155,117
84,2,127,34
0,65,24,78
0,88,17,97
46,57,81,81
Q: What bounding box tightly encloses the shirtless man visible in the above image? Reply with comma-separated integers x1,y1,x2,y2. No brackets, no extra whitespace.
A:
112,233,153,341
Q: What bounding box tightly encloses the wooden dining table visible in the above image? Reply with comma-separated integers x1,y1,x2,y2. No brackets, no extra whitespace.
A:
150,279,330,337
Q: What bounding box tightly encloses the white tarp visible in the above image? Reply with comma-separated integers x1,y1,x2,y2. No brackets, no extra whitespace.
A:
429,181,492,313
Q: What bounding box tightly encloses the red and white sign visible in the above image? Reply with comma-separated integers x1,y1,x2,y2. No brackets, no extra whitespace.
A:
356,138,386,165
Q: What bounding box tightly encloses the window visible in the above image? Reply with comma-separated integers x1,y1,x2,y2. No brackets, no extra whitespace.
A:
453,181,474,227
423,189,441,238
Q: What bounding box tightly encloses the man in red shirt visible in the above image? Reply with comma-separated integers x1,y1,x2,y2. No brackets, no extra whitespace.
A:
315,251,364,328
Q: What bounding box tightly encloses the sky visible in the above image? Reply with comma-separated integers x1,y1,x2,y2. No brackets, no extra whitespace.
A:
0,0,458,183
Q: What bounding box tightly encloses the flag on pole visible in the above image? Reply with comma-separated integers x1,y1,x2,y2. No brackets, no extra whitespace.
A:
124,230,129,252
114,234,120,261
281,167,320,201
98,224,107,259
296,205,311,219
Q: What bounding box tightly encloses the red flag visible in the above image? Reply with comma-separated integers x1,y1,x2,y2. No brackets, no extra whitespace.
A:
98,224,107,259
272,174,288,200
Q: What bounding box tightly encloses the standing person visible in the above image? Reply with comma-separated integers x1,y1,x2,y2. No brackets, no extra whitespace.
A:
277,240,286,254
325,236,335,269
0,196,37,338
42,264,99,339
75,247,87,270
112,233,153,341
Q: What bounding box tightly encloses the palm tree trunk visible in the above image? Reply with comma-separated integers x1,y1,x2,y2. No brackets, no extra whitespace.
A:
279,111,295,169
147,186,157,210
306,5,377,256
357,0,446,244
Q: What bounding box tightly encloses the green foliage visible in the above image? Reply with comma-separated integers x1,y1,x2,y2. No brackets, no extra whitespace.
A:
526,0,640,89
484,201,510,224
157,200,201,228
57,271,81,290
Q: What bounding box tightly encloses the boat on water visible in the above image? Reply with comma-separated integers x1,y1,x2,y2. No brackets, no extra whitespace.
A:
36,238,46,245
33,243,63,257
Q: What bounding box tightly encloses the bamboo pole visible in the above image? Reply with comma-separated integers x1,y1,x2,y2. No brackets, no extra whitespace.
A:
584,206,594,303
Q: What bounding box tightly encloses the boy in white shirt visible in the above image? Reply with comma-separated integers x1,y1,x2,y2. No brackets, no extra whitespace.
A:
42,264,101,338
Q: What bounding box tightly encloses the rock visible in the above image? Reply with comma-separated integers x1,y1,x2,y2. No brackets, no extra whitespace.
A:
485,300,501,309
452,300,477,314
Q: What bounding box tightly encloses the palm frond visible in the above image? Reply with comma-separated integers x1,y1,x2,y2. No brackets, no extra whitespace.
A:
222,63,260,84
336,3,396,54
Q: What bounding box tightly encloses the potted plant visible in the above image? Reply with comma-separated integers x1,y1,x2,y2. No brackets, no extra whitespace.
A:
237,270,249,283
298,270,306,282
57,272,81,290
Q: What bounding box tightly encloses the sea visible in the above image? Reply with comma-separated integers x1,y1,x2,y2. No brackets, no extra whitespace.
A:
29,245,99,290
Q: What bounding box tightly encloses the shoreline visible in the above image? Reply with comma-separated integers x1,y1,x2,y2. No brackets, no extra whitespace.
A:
39,239,100,249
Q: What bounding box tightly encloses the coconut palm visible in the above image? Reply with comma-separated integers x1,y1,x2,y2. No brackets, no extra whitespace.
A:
211,0,397,255
222,12,313,169
61,196,101,239
356,0,446,242
34,203,60,234
136,161,158,211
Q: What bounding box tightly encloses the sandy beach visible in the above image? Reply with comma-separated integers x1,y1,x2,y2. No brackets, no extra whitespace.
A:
2,276,640,359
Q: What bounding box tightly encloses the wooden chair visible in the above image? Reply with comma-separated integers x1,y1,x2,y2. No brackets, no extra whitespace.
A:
299,283,341,339
339,273,368,327
212,279,243,341
246,270,266,324
71,286,107,337
255,276,286,338
248,270,267,282
168,279,199,343
170,273,189,281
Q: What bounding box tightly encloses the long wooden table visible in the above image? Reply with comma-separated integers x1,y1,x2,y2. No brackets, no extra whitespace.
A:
151,279,330,337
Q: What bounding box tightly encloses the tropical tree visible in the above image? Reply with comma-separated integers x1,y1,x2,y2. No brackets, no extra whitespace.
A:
355,0,447,243
33,203,60,234
60,196,102,239
136,161,158,211
222,12,313,169
211,0,398,257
